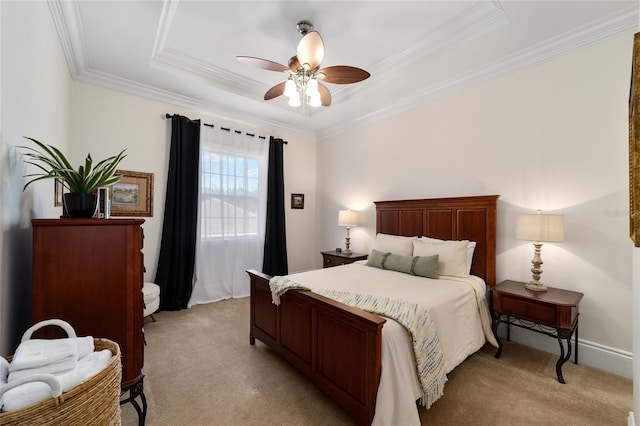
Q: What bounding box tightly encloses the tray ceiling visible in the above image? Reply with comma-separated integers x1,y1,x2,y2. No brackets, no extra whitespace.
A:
50,0,639,140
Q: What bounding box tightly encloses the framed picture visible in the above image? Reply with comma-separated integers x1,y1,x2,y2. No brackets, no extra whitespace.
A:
291,193,304,209
54,179,64,207
630,33,640,246
109,170,154,217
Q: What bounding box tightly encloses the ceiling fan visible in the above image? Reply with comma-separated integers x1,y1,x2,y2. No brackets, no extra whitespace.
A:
237,21,370,108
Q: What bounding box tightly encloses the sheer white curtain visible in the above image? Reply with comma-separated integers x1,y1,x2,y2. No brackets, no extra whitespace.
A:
188,125,269,306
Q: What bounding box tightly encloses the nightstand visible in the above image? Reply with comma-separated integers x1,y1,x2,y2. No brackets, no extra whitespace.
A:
491,280,584,384
321,251,368,268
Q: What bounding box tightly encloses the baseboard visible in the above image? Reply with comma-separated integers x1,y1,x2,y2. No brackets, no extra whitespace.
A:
629,411,635,426
498,327,632,379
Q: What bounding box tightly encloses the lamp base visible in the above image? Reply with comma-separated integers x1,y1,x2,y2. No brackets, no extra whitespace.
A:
525,281,548,292
343,226,352,256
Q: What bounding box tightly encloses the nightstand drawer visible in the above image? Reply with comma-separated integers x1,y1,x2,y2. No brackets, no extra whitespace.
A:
321,251,368,268
501,297,556,324
324,256,345,268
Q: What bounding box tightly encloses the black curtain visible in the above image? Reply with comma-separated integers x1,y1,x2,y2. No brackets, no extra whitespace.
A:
155,115,201,310
262,136,288,276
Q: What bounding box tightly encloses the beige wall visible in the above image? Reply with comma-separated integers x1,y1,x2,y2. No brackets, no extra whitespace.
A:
69,82,318,281
0,1,71,355
317,33,633,377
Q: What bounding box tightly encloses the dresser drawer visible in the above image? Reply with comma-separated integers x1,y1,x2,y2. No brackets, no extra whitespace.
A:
501,296,556,325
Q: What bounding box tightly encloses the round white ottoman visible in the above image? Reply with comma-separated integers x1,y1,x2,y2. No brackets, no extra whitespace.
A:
143,282,160,320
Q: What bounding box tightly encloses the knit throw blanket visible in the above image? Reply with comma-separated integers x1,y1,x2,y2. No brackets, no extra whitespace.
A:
269,276,447,409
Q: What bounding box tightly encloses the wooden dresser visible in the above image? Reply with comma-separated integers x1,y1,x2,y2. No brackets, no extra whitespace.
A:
31,218,147,421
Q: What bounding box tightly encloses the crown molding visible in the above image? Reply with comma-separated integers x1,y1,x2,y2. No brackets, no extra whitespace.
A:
150,47,266,98
369,1,507,87
149,0,352,110
149,0,266,98
324,1,508,105
74,67,316,141
49,0,638,142
49,0,314,140
48,0,86,78
49,0,506,134
150,0,180,60
317,3,639,141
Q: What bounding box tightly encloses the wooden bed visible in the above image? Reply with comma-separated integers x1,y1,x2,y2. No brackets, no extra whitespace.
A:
246,195,498,425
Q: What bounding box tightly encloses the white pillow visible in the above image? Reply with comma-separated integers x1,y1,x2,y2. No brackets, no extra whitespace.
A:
419,236,476,275
373,233,416,256
413,239,469,277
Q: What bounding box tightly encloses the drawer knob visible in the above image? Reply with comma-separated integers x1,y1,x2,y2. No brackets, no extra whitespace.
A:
523,306,529,312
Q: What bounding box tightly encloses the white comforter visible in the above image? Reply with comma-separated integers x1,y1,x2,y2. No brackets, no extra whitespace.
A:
280,262,497,426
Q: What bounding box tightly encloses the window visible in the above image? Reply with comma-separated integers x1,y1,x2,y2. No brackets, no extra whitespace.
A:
190,125,268,305
200,150,260,239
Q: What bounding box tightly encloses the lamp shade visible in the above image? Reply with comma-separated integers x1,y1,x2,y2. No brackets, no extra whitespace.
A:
516,213,564,242
338,209,359,227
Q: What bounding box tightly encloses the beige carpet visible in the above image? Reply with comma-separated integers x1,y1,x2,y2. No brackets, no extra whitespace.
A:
121,297,631,426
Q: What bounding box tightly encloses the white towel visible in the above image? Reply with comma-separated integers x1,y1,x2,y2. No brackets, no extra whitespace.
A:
0,358,9,385
7,358,76,382
7,337,94,382
56,349,112,392
9,338,77,372
0,349,110,413
9,337,94,371
75,336,94,358
0,374,61,412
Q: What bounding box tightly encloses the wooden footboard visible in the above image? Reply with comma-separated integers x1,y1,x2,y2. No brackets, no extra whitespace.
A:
247,269,386,426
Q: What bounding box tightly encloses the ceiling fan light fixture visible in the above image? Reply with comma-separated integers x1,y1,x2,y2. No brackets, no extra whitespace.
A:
288,92,301,107
308,93,322,108
284,78,297,97
306,78,319,97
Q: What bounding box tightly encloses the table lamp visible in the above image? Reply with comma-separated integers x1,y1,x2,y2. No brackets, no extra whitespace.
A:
516,210,565,291
338,209,359,255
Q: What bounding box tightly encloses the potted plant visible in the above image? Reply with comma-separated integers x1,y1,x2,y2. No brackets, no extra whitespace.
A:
20,136,127,218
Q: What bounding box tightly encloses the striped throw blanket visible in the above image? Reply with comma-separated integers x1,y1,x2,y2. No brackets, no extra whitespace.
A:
269,276,447,409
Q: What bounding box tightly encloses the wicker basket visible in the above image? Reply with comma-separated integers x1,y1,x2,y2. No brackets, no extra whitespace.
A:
0,334,122,425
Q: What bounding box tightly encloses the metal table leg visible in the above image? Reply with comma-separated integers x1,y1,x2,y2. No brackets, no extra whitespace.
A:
121,379,147,426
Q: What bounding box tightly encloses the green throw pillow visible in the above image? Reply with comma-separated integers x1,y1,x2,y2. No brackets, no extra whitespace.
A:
413,254,439,279
366,249,390,269
383,253,418,275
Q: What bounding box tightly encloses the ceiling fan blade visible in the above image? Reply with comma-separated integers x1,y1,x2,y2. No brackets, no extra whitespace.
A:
296,31,324,70
237,56,288,73
318,82,332,106
319,66,370,84
264,81,286,100
288,56,301,72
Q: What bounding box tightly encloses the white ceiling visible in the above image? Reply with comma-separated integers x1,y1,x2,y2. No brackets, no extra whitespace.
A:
50,0,639,140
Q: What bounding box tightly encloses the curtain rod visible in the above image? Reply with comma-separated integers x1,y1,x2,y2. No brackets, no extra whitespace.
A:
165,113,279,142
165,113,213,127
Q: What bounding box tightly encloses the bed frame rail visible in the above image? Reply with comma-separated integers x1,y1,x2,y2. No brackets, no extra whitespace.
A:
247,269,385,426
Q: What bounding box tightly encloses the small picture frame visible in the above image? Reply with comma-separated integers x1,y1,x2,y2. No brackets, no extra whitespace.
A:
291,193,305,209
109,170,154,217
54,178,64,207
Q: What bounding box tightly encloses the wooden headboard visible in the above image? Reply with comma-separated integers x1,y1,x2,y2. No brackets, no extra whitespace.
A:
374,195,498,286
